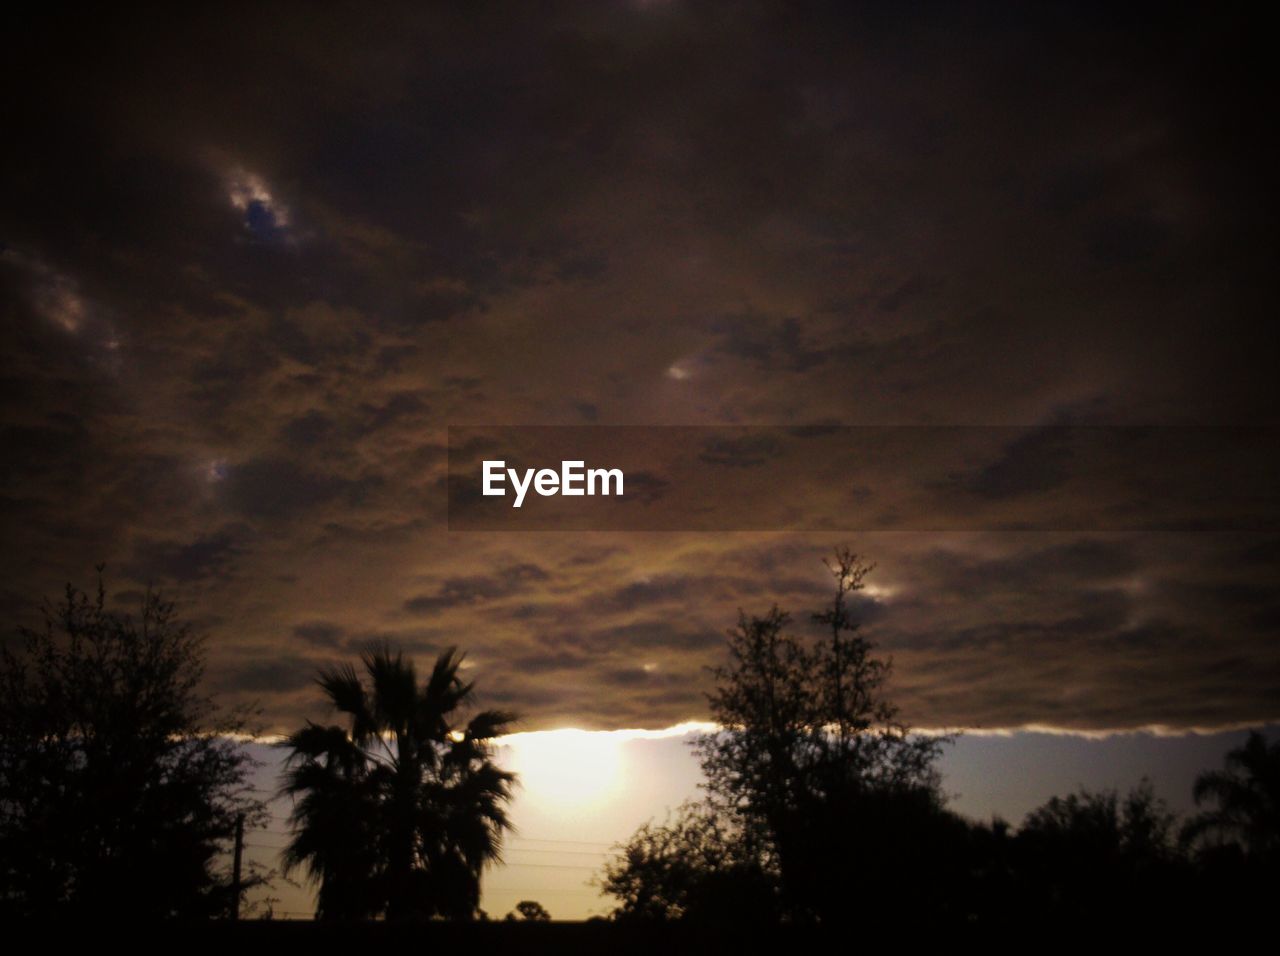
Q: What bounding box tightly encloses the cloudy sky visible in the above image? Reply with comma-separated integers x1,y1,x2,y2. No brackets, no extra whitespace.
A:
3,0,1277,915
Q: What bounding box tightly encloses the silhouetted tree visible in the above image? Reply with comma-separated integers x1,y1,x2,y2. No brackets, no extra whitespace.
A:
280,645,517,920
0,573,264,918
600,550,1279,929
1013,779,1180,918
599,802,778,925
1180,730,1278,914
604,549,955,924
507,899,551,921
277,724,381,920
1183,730,1279,862
693,549,950,922
1020,780,1177,860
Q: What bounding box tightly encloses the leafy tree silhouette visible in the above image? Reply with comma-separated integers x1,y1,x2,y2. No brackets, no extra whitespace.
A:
599,801,778,925
694,549,953,922
1013,780,1180,919
507,899,551,921
599,550,1275,931
280,645,517,920
0,572,265,918
603,549,956,925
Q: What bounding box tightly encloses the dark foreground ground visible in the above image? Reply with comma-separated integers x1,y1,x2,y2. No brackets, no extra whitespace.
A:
20,914,1251,954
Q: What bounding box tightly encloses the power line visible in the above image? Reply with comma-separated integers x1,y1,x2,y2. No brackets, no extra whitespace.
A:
248,835,619,847
246,840,612,851
483,888,605,896
242,846,610,866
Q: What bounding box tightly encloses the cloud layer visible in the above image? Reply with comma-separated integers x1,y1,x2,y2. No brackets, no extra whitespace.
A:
2,2,1276,733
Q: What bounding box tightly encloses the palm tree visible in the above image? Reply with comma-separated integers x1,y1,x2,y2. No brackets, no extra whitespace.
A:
1184,731,1280,861
279,723,381,919
280,645,518,920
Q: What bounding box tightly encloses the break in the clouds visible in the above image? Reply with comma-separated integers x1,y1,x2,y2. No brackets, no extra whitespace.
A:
225,167,292,241
1,3,1276,734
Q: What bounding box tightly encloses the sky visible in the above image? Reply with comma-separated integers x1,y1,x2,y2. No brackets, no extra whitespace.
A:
2,0,1277,920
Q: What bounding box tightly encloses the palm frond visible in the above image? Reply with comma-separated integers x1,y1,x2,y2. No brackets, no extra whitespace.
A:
423,647,467,710
316,662,375,738
363,642,417,734
465,708,518,741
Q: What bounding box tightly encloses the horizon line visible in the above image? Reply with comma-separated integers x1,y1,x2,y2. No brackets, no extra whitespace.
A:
244,717,1278,746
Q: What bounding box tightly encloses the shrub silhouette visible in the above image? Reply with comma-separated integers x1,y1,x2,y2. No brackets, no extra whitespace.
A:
600,802,778,925
1011,780,1181,919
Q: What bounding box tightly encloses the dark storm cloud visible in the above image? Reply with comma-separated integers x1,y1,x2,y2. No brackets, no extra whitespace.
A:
212,656,319,695
710,313,830,373
601,666,688,689
1,418,90,486
584,622,723,654
223,458,369,520
127,528,247,583
962,426,1077,500
1,2,1275,733
915,539,1141,594
698,432,785,468
508,649,593,676
292,621,347,649
279,410,336,447
360,391,430,431
615,471,671,504
404,563,550,614
599,577,702,613
1239,538,1280,566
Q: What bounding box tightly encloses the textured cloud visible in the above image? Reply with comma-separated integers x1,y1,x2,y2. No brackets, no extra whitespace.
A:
1,3,1275,734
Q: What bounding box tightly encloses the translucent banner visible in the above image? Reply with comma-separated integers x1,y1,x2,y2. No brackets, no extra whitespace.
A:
446,426,1280,532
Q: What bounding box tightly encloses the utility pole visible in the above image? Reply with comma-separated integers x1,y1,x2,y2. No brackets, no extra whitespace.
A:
231,812,245,921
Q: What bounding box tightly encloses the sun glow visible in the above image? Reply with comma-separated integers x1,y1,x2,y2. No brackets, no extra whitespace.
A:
498,723,713,810
501,729,625,807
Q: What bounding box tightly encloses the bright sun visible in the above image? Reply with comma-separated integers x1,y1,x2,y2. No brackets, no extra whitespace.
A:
500,729,625,808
